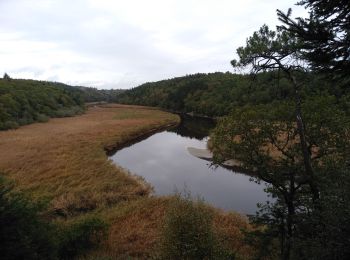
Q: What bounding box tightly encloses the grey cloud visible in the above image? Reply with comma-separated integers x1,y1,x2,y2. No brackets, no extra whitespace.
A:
12,67,46,77
0,0,307,89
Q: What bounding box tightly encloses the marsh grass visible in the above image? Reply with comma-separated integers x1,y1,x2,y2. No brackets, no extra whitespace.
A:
0,105,177,211
0,104,254,258
112,109,150,120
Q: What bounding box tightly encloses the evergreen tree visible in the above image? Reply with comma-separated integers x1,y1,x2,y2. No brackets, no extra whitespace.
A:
3,73,11,81
277,1,350,79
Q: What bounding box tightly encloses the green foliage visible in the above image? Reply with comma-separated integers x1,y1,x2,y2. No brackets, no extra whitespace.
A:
212,95,350,174
232,24,301,73
278,0,350,78
158,193,235,259
1,120,19,130
3,73,11,81
0,78,85,130
116,71,344,118
292,162,350,260
117,72,287,117
58,217,109,259
75,86,125,103
0,175,108,259
248,162,350,260
36,114,49,123
217,6,350,257
0,176,57,260
211,96,350,259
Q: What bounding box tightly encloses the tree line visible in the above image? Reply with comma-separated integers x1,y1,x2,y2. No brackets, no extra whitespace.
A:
0,75,84,130
74,86,125,103
116,71,349,118
0,75,125,130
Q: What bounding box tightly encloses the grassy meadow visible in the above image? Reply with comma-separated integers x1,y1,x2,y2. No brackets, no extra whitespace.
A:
0,104,254,258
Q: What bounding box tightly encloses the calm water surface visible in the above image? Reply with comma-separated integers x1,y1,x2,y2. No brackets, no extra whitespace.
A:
109,116,270,214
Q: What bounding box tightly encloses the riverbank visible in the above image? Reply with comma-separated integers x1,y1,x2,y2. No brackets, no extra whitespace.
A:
0,104,179,213
0,104,254,258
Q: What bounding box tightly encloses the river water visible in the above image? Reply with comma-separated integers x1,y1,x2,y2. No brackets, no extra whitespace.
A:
109,115,270,214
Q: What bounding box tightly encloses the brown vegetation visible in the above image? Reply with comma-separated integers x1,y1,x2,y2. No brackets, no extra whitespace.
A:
0,104,176,212
0,104,254,258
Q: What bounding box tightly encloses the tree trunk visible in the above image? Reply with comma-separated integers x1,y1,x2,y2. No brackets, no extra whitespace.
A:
282,172,297,260
289,73,320,202
283,201,295,260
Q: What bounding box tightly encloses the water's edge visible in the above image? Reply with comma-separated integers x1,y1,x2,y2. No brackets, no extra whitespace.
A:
108,118,270,214
105,122,178,156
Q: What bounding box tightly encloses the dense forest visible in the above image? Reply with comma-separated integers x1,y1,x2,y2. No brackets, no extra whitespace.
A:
116,71,348,117
0,75,126,130
75,86,124,103
5,70,344,130
0,76,84,130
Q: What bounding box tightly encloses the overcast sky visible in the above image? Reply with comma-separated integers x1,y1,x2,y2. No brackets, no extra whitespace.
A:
0,0,307,89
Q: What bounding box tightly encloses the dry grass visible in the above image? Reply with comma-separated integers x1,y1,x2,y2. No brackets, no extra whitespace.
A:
0,104,178,214
0,104,254,258
81,196,255,259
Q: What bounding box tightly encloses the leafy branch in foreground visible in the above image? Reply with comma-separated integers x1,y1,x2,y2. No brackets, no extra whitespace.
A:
277,0,350,79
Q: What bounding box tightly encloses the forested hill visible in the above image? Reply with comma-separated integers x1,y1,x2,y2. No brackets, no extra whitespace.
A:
116,72,342,117
1,72,346,130
0,78,87,130
75,86,125,103
117,72,348,117
0,75,128,130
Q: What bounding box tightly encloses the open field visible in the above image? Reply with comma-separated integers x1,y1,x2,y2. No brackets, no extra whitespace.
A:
0,104,253,258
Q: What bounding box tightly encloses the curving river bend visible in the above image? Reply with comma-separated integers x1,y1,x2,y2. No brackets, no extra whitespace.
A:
109,115,270,214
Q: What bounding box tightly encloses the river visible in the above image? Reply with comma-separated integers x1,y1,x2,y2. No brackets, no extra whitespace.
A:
109,115,270,214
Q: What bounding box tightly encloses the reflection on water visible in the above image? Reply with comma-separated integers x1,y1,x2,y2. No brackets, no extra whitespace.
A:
168,114,216,140
109,116,269,214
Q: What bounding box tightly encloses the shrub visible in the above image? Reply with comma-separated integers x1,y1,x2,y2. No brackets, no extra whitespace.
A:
0,175,109,259
158,193,234,259
0,176,57,260
36,113,49,123
58,217,109,259
18,117,34,126
54,106,84,118
2,120,19,130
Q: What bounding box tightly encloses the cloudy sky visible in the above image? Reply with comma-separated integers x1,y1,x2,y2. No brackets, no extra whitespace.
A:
0,0,307,89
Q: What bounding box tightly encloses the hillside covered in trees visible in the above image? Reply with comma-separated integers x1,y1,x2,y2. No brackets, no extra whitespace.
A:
75,86,125,103
116,71,347,117
0,74,127,130
0,77,85,130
